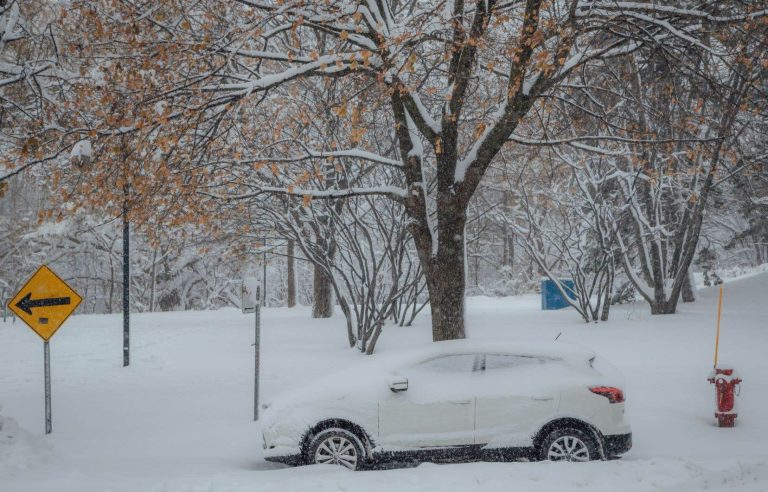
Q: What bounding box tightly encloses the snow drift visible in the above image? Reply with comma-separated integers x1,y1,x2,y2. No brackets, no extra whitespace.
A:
0,406,52,472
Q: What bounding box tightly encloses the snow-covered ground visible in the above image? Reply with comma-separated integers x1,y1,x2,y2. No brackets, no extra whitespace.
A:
1,272,768,491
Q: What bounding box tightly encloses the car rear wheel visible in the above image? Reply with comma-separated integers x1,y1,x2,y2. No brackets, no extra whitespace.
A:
539,427,597,462
308,428,364,470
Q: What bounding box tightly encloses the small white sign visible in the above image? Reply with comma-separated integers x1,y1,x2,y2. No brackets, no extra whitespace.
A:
241,277,260,314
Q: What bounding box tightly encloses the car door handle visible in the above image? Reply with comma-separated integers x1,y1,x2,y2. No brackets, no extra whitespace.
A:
450,400,473,405
532,397,554,401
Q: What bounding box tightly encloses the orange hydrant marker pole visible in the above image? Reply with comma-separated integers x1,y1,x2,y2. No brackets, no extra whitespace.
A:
714,286,723,368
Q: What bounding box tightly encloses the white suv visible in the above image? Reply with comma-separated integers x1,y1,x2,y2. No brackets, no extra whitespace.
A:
261,339,632,470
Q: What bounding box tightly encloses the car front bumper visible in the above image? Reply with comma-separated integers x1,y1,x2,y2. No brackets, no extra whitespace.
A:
264,453,304,466
261,421,304,464
603,432,632,457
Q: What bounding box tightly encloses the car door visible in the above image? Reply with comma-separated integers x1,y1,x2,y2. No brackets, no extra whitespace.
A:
377,354,481,448
474,354,561,447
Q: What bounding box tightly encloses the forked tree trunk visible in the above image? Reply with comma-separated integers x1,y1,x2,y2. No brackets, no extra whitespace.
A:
286,240,296,308
650,298,676,314
312,264,333,318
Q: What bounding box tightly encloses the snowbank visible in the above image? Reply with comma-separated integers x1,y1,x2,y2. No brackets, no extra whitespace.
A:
1,272,768,491
0,407,51,472
144,458,768,492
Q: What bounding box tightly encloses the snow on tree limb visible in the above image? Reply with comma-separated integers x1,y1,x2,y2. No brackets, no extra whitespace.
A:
202,185,408,202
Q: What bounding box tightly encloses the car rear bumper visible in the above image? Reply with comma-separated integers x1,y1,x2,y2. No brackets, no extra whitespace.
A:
603,432,632,457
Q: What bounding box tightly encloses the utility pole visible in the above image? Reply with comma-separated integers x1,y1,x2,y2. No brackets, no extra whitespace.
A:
122,161,130,367
254,286,261,421
287,240,296,308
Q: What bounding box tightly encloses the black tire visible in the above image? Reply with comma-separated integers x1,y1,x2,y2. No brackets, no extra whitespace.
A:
539,427,598,462
307,428,365,470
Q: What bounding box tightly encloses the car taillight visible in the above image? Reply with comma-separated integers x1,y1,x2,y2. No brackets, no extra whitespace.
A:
589,386,624,403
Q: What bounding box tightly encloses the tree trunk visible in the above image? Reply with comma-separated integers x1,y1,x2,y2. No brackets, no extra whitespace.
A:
337,295,356,347
502,192,514,268
428,260,466,341
365,319,385,355
650,296,679,314
286,239,296,308
312,264,333,318
682,269,696,303
108,261,114,314
149,248,157,312
600,267,613,322
424,216,467,342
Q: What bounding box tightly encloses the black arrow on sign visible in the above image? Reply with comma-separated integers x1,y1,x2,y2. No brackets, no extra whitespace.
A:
15,292,71,315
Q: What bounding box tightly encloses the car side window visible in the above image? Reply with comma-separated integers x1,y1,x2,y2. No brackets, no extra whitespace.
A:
484,354,546,371
413,354,482,373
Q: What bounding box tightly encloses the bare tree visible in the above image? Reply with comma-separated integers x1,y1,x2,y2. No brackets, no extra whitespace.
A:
511,155,616,322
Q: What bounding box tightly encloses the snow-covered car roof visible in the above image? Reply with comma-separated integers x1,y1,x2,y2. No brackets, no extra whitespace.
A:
261,339,599,416
395,338,597,363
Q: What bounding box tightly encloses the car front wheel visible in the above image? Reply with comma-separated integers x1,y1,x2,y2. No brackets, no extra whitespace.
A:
307,428,364,470
539,427,598,462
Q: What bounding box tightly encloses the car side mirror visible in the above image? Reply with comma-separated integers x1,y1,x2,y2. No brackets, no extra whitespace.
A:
389,376,408,393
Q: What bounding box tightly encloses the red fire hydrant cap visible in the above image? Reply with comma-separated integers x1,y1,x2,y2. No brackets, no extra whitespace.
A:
708,367,741,384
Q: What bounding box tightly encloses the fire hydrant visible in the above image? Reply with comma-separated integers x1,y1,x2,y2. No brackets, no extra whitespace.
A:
707,367,741,427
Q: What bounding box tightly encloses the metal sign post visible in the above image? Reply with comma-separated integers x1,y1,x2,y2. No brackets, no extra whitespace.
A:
44,341,52,434
254,286,261,421
7,265,82,434
242,277,261,421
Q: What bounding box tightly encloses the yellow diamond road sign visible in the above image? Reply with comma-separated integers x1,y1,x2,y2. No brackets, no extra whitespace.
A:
8,265,82,341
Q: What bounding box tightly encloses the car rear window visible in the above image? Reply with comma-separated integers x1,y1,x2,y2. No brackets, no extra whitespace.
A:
413,354,482,373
